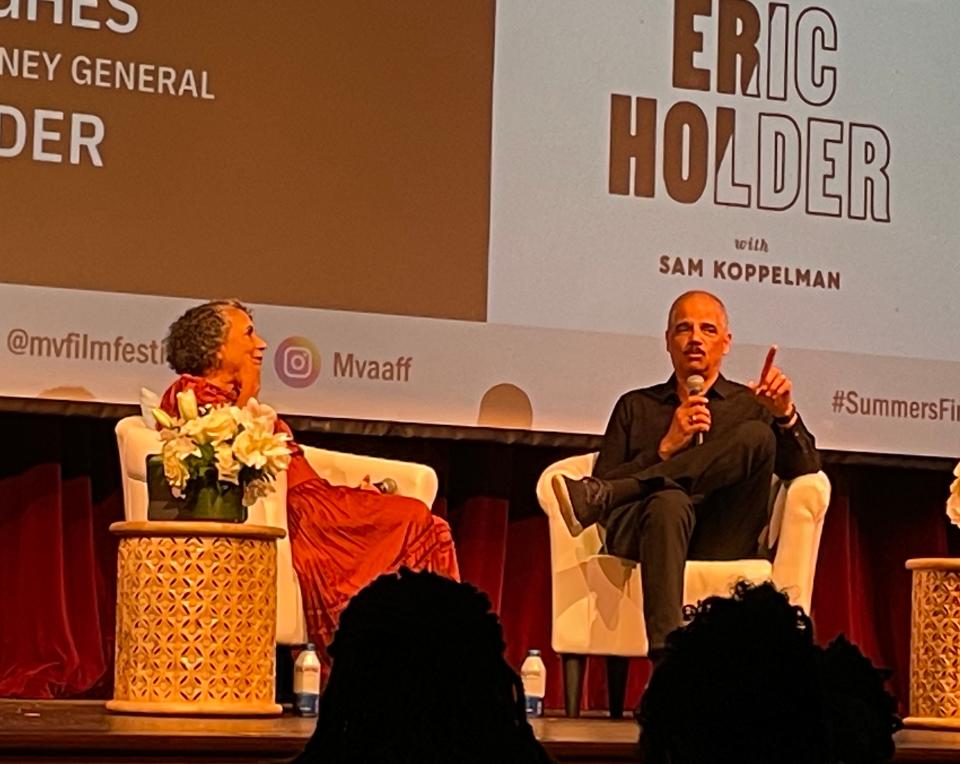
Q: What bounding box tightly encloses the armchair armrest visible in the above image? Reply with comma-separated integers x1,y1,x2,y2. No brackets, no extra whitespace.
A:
301,445,439,508
781,471,831,523
770,471,831,613
536,452,605,570
116,415,161,482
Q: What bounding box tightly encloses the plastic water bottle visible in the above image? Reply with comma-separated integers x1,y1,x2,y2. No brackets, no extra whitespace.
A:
294,643,321,716
520,649,546,717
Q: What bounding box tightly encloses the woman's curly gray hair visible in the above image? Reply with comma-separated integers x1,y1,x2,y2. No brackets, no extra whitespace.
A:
164,299,251,376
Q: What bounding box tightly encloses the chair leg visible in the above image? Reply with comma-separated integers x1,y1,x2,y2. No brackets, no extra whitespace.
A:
606,655,629,719
562,654,586,718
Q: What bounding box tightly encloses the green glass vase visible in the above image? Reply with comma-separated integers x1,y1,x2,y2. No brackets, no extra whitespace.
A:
186,484,247,523
146,456,248,522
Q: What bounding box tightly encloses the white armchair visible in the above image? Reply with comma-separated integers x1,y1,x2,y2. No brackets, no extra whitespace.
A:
536,452,830,717
115,415,439,645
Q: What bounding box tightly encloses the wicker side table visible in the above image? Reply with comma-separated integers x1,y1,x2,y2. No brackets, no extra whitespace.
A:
106,521,286,716
904,558,960,730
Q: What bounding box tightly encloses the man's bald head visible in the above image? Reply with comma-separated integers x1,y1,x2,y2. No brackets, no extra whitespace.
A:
667,291,729,332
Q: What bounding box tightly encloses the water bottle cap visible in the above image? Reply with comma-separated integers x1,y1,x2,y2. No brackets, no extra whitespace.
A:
304,642,316,652
527,649,541,656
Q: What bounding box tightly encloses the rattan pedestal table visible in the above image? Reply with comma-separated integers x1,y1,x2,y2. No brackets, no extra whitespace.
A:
904,558,960,730
106,521,285,716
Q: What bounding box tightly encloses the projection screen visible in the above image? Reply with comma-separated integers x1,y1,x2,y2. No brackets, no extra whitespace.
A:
1,0,958,458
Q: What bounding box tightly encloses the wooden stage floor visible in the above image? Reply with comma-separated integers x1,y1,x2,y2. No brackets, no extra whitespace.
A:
1,701,959,763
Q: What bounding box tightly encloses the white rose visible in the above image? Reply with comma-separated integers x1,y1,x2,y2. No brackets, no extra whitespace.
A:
233,398,278,433
161,435,198,490
181,406,239,445
162,451,189,490
264,437,293,475
232,429,292,475
201,407,239,444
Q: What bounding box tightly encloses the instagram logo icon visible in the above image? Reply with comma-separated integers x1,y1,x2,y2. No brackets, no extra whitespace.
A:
274,336,321,388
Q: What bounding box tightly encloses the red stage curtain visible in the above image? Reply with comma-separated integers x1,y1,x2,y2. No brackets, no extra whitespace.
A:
811,465,953,710
0,415,121,698
0,412,955,715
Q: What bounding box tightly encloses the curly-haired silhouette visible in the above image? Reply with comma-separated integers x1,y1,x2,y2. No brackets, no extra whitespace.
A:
819,634,901,764
636,581,900,764
295,568,555,764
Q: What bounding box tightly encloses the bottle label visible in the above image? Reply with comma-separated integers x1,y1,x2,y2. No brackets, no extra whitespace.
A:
295,691,320,717
520,659,546,698
294,663,321,695
525,695,544,717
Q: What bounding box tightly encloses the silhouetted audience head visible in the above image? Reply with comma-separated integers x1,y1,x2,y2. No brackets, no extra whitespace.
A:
819,634,901,764
636,581,900,764
296,568,555,764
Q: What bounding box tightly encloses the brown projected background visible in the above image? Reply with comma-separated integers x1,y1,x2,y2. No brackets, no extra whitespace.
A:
0,1,494,320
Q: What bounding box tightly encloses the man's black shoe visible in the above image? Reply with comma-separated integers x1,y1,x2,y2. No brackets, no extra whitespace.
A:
550,474,611,536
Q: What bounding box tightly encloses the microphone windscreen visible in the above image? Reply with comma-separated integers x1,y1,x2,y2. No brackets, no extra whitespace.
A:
685,374,705,394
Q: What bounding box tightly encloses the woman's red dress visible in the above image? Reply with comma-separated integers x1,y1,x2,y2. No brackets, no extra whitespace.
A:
159,376,460,651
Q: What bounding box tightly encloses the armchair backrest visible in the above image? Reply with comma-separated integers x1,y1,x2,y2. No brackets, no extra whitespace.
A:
116,415,439,518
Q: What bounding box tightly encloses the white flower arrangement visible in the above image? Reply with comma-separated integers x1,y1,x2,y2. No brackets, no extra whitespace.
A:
153,388,292,507
948,463,960,526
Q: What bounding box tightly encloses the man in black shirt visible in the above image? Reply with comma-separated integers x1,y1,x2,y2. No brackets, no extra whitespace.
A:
552,290,820,658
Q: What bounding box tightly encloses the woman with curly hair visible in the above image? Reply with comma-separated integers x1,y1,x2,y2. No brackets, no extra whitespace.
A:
158,300,460,663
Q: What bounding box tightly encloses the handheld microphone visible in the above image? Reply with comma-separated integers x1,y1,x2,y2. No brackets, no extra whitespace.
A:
685,374,706,446
373,477,398,494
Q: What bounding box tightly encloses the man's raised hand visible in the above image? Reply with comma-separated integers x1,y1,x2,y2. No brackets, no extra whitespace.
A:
748,345,794,419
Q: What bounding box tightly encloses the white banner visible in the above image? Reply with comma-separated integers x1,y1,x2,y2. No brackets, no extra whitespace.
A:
2,283,960,458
